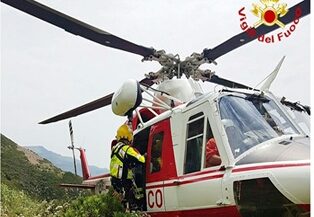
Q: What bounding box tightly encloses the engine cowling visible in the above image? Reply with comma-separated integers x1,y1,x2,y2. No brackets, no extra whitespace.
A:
154,79,198,107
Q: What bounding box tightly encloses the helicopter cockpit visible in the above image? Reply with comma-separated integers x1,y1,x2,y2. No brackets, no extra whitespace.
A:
218,92,308,162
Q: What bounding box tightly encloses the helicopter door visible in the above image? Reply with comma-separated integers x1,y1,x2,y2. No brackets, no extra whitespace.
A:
145,119,176,212
176,106,224,210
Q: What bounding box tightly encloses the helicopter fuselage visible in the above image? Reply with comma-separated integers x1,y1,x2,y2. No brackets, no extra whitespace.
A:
2,1,310,216
83,88,310,216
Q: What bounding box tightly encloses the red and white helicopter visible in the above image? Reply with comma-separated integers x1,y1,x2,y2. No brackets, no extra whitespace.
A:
2,0,310,216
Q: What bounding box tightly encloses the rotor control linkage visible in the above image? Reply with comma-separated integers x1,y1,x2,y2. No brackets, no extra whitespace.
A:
143,50,216,81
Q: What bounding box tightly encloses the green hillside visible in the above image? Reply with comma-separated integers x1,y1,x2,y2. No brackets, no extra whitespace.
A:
1,135,146,216
1,134,82,201
26,145,108,177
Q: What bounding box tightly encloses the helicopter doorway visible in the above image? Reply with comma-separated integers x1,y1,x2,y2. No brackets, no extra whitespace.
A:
132,126,151,211
144,118,177,213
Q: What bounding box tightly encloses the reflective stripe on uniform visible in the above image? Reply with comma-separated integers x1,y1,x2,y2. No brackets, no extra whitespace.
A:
123,146,145,163
110,142,145,179
110,142,125,179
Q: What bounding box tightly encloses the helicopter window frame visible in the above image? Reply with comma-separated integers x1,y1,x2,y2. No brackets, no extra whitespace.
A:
184,112,206,174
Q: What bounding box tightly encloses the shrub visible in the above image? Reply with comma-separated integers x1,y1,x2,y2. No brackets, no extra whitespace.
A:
62,188,148,217
63,188,123,217
1,183,45,217
0,183,78,217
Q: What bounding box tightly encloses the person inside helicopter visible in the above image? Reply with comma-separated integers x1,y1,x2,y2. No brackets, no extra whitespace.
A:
110,124,146,210
151,138,162,173
205,138,221,167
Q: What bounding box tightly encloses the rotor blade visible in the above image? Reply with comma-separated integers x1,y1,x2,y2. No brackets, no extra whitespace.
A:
38,93,113,124
203,0,310,61
39,78,154,124
206,75,254,89
2,0,155,58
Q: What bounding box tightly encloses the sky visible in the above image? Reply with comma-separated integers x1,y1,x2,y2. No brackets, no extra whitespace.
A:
1,0,311,171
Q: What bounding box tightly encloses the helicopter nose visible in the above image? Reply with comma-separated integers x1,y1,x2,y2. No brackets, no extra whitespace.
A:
271,161,310,207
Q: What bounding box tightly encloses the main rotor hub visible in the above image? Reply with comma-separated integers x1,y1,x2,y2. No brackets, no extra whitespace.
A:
144,50,215,82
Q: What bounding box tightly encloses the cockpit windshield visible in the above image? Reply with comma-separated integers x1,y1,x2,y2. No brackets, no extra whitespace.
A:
219,94,299,158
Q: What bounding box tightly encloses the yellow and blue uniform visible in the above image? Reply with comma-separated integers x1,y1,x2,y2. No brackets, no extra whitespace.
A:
110,124,145,209
110,141,145,180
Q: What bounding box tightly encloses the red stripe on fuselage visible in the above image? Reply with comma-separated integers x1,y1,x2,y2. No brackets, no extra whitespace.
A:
232,162,310,173
146,162,310,189
146,173,224,189
148,205,241,217
177,167,222,178
147,203,310,217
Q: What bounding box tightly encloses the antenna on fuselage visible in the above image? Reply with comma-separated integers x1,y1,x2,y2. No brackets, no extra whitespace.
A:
255,56,286,91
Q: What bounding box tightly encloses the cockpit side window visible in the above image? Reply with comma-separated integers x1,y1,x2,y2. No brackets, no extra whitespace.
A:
184,112,205,174
150,132,164,173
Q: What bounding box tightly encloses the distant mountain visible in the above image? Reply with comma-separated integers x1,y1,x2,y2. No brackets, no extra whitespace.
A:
26,146,108,177
1,134,82,201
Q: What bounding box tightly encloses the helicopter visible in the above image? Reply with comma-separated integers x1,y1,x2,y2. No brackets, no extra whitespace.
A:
1,0,310,216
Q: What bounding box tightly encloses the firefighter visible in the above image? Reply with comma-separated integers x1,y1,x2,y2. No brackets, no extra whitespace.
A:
110,124,145,208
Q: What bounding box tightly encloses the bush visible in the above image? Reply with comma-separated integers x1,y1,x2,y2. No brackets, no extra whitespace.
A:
1,184,147,217
62,188,148,217
0,183,77,217
63,188,122,217
1,183,45,217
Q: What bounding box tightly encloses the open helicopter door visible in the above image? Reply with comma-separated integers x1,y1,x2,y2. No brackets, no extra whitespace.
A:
145,118,177,213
